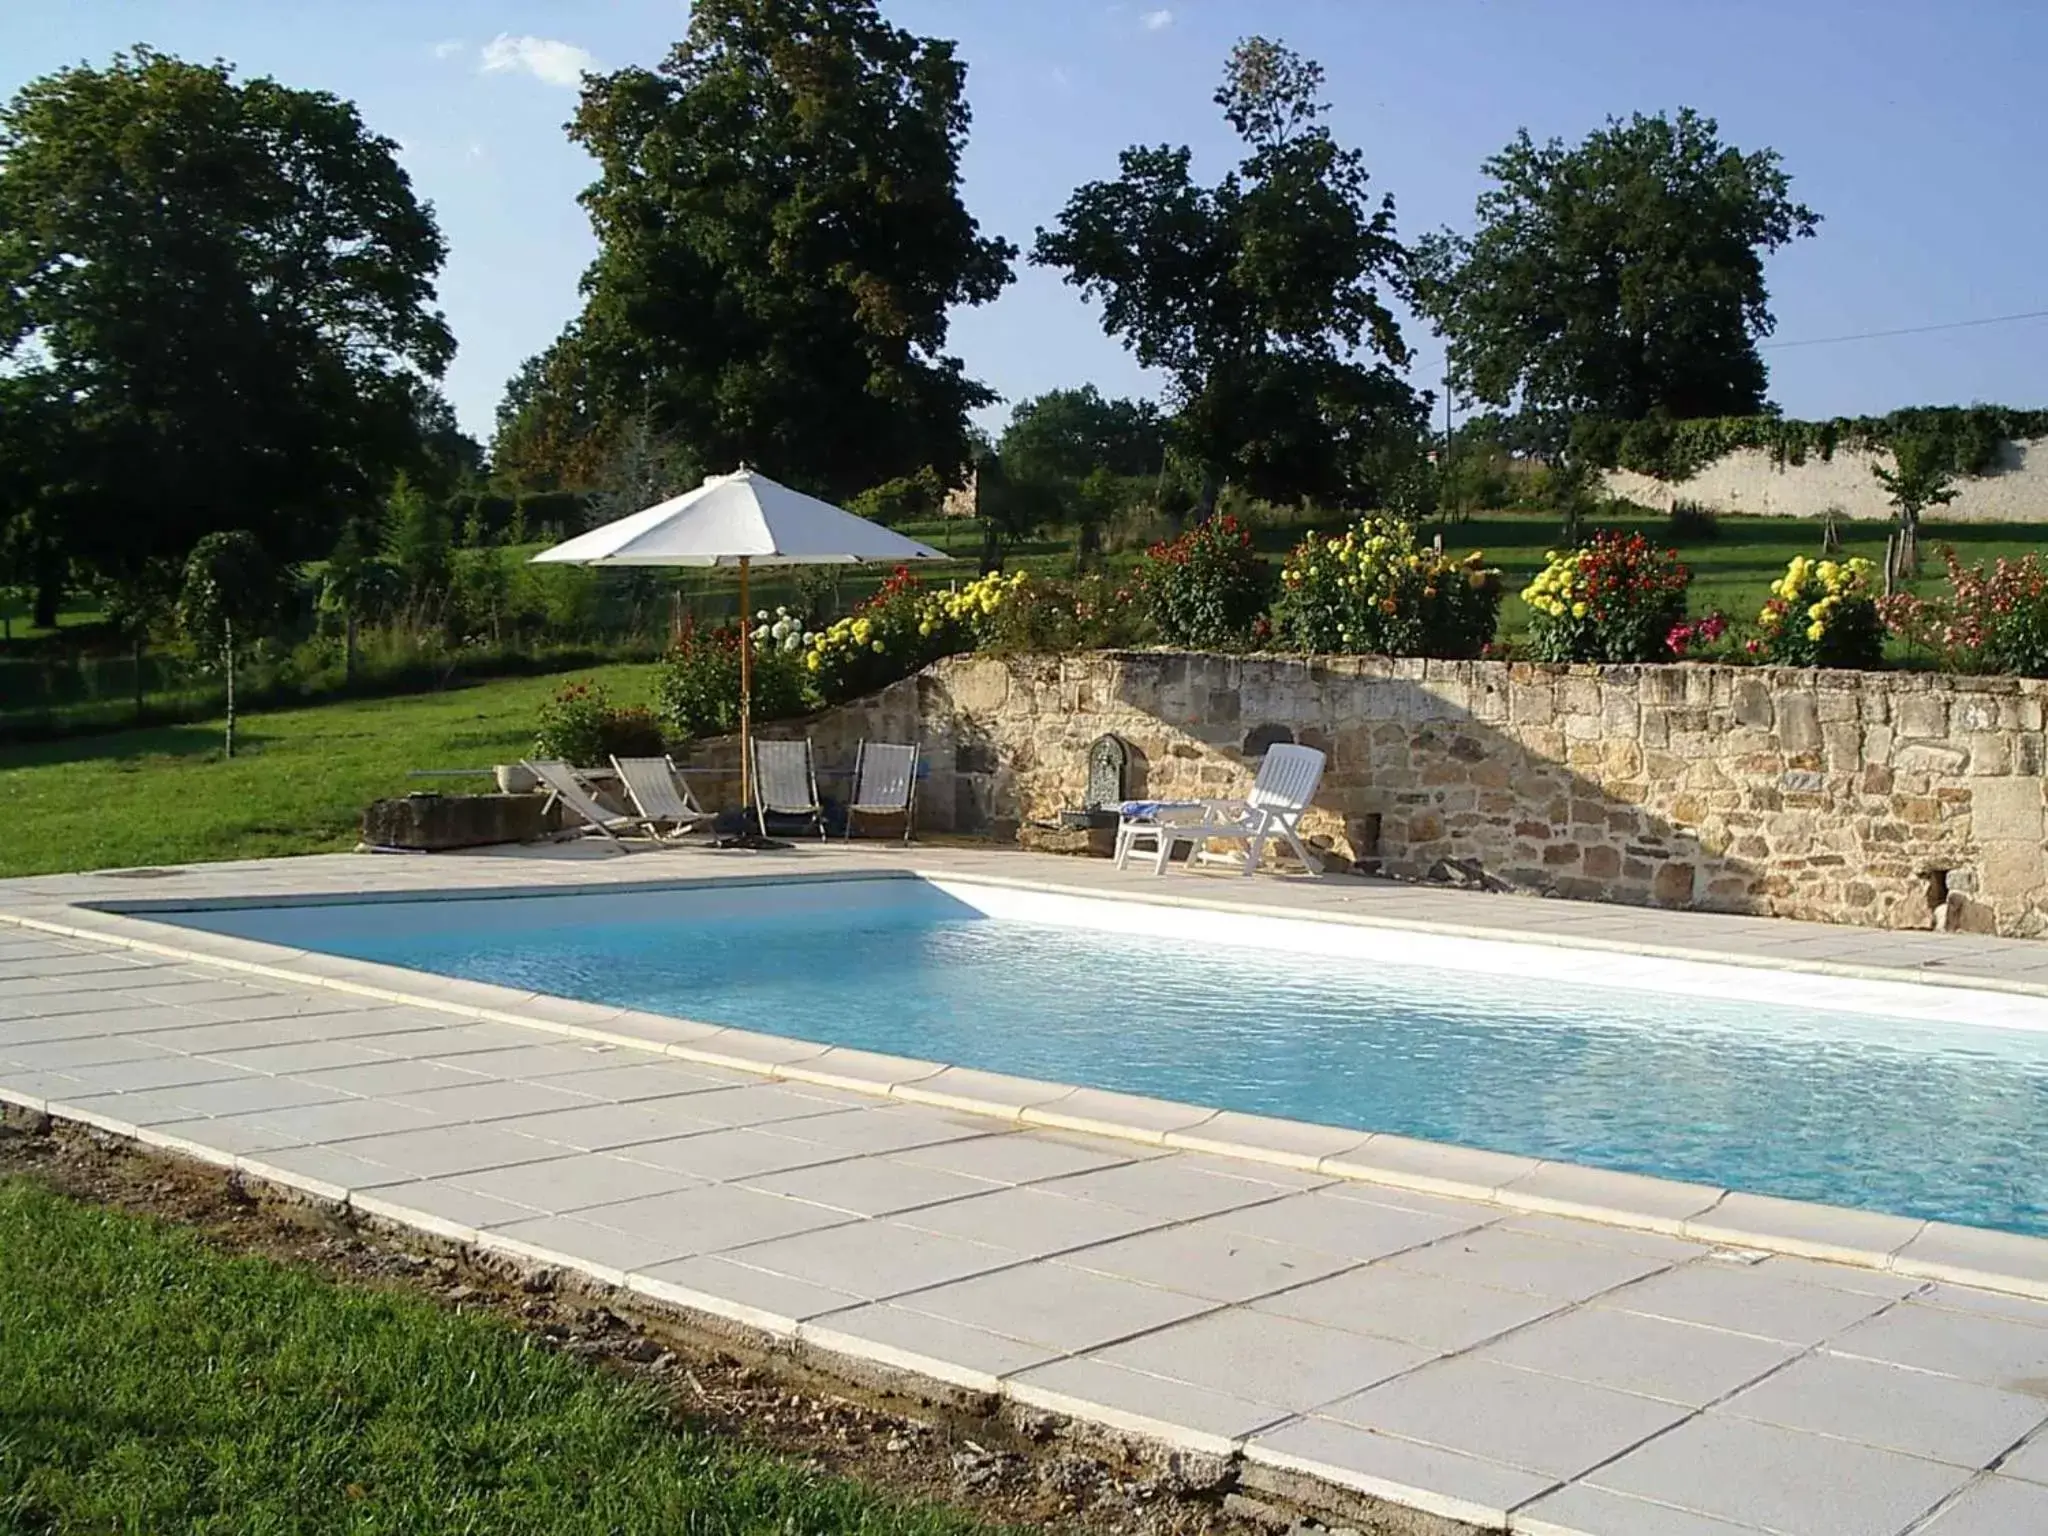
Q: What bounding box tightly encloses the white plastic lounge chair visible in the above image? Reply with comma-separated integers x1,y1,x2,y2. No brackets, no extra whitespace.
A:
524,759,649,852
845,741,919,842
610,755,715,842
752,737,825,840
1114,743,1326,877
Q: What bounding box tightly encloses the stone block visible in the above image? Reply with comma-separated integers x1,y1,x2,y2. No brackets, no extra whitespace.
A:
1895,694,1948,739
1776,692,1822,755
945,658,1012,714
1971,777,2045,842
1581,843,1621,878
1953,696,2000,732
1510,684,1555,725
1651,862,1696,903
1733,679,1773,728
360,793,557,851
1979,842,2046,900
1890,742,1968,781
1966,732,2013,775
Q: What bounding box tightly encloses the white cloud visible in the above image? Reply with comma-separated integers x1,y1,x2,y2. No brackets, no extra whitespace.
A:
1140,8,1174,30
478,33,596,88
430,38,465,60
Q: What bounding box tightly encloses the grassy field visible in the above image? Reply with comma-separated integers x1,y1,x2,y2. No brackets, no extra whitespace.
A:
0,663,660,878
0,1178,987,1536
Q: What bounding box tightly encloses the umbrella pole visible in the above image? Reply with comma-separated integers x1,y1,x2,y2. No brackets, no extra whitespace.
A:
737,555,753,819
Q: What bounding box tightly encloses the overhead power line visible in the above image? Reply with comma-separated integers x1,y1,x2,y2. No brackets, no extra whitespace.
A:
1760,308,2048,350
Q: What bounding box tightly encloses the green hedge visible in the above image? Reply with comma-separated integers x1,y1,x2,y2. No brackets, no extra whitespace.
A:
1574,405,2048,484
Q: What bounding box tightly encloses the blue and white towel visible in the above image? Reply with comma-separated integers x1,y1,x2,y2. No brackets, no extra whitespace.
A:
1117,800,1205,821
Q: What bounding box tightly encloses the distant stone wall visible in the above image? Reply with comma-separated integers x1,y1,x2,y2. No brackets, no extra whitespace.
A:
1602,437,2048,522
689,653,2048,938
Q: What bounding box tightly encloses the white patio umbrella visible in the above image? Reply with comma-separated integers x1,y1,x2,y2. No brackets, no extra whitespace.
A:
532,468,945,818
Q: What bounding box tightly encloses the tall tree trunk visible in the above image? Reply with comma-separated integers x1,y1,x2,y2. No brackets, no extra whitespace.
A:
222,619,235,760
344,613,358,683
32,566,60,629
132,632,146,724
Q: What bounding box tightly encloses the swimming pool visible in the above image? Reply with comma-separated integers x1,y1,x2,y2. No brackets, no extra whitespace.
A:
156,876,2048,1237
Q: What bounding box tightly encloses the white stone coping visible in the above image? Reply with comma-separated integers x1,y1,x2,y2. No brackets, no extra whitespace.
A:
5,866,2048,1302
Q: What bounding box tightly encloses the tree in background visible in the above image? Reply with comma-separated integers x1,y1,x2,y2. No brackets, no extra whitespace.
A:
0,48,453,614
566,0,1015,499
0,374,65,631
381,473,453,606
1033,38,1419,512
490,330,613,494
176,532,283,758
847,467,947,527
999,387,1166,487
1413,109,1819,425
319,517,402,681
1873,435,1958,580
996,387,1165,560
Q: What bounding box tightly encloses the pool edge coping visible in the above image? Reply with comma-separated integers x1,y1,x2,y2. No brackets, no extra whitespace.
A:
4,875,2046,1304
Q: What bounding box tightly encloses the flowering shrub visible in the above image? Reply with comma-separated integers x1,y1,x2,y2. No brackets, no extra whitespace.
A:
1880,549,2048,676
804,566,959,705
655,617,808,740
1522,532,1691,663
1751,556,1884,669
975,571,1154,654
1664,612,1729,660
749,605,815,654
924,569,1025,649
534,679,667,763
1136,515,1272,650
1275,515,1501,658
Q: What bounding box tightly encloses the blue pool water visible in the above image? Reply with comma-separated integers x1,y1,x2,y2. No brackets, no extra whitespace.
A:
163,880,2048,1236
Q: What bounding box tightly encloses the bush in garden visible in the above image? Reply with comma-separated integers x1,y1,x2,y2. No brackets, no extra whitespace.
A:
923,569,1022,650
534,679,667,763
1880,548,2048,676
1668,498,1720,541
654,619,808,741
1522,531,1691,663
1275,515,1501,658
804,566,959,705
1136,514,1272,650
1750,555,1884,668
966,570,1155,654
1663,612,1730,660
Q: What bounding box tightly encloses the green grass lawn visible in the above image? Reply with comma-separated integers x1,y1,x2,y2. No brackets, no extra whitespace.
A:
0,1178,988,1536
0,663,660,879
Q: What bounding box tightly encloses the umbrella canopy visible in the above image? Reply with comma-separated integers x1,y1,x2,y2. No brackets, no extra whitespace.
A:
529,468,948,844
530,468,946,568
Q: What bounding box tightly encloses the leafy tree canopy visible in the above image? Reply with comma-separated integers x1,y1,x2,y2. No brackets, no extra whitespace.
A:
1032,37,1419,509
491,329,614,493
998,386,1165,488
566,0,1015,501
1413,108,1819,425
0,47,453,588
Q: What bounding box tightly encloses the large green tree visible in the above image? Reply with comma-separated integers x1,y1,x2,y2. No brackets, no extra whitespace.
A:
998,386,1165,487
1033,38,1419,510
490,330,613,493
565,0,1015,500
1413,108,1820,425
0,47,453,602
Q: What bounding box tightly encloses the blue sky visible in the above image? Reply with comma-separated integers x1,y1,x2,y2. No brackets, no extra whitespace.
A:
6,1,2045,445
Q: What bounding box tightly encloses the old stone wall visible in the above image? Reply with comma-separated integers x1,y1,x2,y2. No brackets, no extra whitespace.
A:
683,653,2048,938
1602,437,2048,522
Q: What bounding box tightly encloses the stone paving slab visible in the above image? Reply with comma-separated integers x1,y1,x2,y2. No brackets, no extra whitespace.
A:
7,845,2048,1533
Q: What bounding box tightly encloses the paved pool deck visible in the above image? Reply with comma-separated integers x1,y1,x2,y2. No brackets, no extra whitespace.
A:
3,843,2047,1535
